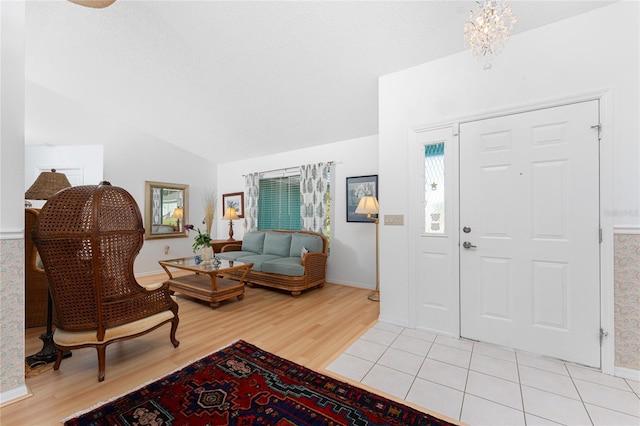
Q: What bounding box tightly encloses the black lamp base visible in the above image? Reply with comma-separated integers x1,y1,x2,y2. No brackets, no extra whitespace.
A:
26,331,71,367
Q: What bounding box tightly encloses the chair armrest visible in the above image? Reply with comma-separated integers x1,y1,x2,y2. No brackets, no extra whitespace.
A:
221,243,242,252
301,252,327,282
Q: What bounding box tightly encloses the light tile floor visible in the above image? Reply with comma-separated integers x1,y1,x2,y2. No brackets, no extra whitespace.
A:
326,322,640,425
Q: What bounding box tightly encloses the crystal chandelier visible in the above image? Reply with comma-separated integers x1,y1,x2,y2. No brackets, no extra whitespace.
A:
464,0,516,65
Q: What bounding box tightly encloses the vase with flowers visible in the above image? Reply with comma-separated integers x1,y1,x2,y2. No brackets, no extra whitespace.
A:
185,224,213,263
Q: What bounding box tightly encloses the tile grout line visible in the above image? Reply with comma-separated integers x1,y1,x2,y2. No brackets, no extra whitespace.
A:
514,351,528,425
456,340,475,422
401,337,436,403
360,326,406,387
565,358,596,425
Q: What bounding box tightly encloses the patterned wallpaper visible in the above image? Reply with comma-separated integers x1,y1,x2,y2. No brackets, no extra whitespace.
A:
614,233,640,370
0,238,26,394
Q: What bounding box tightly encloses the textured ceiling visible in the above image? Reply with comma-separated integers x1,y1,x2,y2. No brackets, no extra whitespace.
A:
25,0,615,164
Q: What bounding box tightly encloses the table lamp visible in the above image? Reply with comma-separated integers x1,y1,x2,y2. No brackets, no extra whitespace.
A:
355,196,380,302
222,206,239,241
172,206,184,231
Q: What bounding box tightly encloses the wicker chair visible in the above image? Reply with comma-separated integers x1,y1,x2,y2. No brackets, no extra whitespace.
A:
32,182,179,382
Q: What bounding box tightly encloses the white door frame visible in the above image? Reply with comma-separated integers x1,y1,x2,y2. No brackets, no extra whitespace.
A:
407,90,615,374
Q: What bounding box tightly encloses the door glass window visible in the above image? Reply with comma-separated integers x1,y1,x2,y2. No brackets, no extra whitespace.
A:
424,142,445,234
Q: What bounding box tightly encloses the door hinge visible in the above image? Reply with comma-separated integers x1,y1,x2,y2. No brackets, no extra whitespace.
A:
599,328,608,346
591,124,602,141
599,227,603,243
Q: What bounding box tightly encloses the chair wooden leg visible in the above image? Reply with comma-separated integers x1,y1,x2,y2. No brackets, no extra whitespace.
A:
97,346,106,382
170,318,180,348
53,349,63,371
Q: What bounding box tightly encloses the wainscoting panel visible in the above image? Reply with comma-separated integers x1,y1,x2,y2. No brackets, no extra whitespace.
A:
614,232,640,371
0,237,27,404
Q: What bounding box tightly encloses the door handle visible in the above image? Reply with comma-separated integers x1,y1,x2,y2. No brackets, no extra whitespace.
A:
463,241,477,249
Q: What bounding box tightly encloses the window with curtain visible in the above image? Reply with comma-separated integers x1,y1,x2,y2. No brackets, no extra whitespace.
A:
258,175,301,230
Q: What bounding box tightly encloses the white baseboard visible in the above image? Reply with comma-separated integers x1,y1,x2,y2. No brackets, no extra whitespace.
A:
325,278,371,290
377,314,409,328
0,385,30,407
614,366,640,382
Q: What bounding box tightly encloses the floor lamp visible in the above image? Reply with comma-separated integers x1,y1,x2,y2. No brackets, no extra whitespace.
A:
25,169,72,366
356,196,380,302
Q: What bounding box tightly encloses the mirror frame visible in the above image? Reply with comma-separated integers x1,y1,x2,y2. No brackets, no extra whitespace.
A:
144,181,189,240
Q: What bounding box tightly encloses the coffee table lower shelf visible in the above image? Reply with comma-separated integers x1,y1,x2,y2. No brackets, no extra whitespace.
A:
165,273,245,308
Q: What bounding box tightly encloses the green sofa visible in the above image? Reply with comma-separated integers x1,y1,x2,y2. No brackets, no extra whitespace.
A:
218,230,328,297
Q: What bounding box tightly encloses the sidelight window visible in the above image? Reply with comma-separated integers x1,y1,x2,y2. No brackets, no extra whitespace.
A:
424,142,445,234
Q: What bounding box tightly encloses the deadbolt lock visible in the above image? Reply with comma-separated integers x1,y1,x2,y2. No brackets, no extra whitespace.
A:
463,226,471,233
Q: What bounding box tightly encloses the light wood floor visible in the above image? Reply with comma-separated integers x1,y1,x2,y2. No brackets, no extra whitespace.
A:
1,278,379,425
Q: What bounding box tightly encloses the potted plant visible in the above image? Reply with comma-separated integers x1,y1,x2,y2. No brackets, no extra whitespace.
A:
185,224,213,262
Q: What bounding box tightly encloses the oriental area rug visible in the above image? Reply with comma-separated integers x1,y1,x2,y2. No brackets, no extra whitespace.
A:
63,340,455,426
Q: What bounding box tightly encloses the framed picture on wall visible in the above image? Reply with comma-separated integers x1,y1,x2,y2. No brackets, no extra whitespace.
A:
222,192,245,218
346,175,378,223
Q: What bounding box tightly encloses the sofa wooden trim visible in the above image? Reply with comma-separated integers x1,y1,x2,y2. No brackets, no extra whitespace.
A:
220,230,328,297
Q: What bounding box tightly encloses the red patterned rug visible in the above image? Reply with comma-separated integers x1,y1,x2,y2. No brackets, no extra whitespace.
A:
63,340,455,425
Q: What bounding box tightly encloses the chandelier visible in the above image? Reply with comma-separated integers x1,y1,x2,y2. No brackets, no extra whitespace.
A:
464,0,516,65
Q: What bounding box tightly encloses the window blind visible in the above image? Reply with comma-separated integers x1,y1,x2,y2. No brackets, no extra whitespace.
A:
258,175,301,230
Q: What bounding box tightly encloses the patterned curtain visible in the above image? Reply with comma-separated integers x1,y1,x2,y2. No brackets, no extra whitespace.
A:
244,173,260,232
300,163,329,235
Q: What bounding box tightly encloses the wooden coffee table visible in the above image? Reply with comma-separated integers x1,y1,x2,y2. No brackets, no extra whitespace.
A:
159,257,253,308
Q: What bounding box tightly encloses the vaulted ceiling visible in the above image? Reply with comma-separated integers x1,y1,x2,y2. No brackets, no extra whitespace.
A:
25,0,614,164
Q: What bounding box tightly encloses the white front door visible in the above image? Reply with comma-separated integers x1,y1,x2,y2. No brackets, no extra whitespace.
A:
459,100,601,367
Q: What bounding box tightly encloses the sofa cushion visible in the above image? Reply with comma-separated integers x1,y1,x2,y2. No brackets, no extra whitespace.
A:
217,251,257,261
263,232,292,257
241,232,266,254
289,233,324,258
233,254,282,272
262,257,304,277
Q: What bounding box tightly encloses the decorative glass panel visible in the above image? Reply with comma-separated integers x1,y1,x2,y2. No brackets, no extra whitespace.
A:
424,142,445,234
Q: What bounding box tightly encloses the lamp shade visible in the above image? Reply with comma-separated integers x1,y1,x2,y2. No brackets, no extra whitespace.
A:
222,206,239,220
25,169,72,200
171,207,184,219
355,196,379,215
67,0,116,9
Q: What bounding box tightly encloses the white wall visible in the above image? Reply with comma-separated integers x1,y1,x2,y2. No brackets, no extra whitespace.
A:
0,0,28,404
216,135,379,289
378,2,639,325
24,82,218,275
1,1,26,235
103,130,218,274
